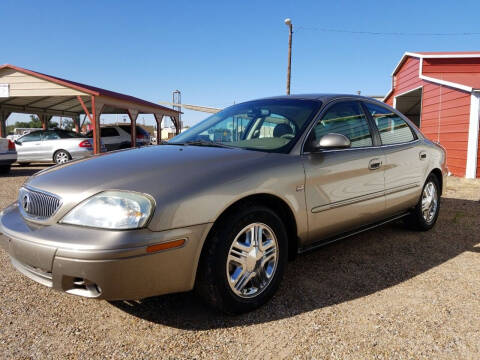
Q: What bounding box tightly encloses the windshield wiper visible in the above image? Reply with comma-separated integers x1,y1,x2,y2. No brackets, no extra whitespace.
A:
183,139,229,148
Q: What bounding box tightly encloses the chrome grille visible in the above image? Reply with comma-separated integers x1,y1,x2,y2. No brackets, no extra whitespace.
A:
18,187,61,220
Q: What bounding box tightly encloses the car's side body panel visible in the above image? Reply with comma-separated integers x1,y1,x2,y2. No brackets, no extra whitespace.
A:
381,141,426,216
302,148,386,244
16,132,95,163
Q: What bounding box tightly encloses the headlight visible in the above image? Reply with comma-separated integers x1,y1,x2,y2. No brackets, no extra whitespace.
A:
60,191,154,229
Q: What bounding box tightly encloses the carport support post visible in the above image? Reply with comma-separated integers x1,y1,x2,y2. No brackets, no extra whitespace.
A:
76,95,102,154
170,115,180,135
0,111,6,138
128,109,139,148
92,99,104,154
39,114,47,130
154,113,163,144
73,115,80,133
46,115,53,129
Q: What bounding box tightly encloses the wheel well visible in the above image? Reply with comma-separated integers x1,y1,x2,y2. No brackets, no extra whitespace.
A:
53,149,70,161
207,194,299,260
429,168,443,195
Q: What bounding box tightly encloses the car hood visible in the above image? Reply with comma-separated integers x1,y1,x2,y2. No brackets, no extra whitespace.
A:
25,145,270,205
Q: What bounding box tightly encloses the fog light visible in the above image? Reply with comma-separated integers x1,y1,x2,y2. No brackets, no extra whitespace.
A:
66,277,102,298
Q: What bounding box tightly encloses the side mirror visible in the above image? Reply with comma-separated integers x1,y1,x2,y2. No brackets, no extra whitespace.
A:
14,140,21,145
311,133,351,151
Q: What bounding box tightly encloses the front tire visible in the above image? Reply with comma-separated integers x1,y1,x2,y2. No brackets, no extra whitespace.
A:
54,150,71,164
196,204,288,314
406,174,441,231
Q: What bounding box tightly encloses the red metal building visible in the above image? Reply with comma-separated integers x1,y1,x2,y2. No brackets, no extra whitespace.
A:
384,52,480,178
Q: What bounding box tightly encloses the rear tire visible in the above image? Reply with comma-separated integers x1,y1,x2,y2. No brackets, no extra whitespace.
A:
0,165,11,174
405,174,441,231
53,150,71,164
196,204,288,314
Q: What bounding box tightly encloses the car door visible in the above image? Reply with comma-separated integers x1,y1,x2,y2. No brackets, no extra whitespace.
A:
363,101,426,216
302,100,386,244
100,127,121,151
15,131,44,162
39,130,61,161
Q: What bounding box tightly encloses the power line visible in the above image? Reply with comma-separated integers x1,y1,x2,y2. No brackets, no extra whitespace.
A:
296,26,480,37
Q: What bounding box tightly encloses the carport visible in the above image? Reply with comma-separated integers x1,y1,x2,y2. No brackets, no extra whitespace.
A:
0,64,181,153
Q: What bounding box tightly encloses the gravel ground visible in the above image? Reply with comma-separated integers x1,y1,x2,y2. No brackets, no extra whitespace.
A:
1,165,479,359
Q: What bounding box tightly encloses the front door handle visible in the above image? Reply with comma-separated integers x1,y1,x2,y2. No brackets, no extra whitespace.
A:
368,158,382,170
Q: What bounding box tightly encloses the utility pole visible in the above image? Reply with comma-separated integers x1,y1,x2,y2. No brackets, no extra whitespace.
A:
173,90,182,130
285,18,293,95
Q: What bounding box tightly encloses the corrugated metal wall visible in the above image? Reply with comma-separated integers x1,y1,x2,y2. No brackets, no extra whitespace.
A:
385,57,471,177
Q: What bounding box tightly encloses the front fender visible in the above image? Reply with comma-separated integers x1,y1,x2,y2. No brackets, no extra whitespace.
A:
147,155,308,241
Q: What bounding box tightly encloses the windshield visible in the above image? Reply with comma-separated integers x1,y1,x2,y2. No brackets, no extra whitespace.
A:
169,99,321,153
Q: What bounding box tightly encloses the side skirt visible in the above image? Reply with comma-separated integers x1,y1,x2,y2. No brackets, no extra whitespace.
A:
298,212,410,254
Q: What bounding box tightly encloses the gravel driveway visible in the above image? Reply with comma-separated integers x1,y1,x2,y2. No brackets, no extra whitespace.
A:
1,165,479,359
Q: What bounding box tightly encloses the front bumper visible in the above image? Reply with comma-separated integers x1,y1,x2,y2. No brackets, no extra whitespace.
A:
0,152,17,166
0,203,212,300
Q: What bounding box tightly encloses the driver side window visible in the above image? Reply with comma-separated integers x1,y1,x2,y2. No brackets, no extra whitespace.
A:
307,101,373,150
254,115,294,139
18,132,42,143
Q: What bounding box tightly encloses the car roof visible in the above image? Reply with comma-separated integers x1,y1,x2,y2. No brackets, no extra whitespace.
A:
256,93,384,103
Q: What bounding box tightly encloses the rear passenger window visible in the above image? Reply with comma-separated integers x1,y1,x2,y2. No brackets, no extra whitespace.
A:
42,131,60,140
307,101,372,149
101,128,119,137
364,102,415,145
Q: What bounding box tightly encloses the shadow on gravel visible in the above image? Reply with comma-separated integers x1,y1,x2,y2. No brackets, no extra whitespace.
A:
111,197,480,330
5,164,50,177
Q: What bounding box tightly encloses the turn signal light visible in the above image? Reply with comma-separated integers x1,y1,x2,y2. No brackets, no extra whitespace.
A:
146,239,186,253
79,140,92,148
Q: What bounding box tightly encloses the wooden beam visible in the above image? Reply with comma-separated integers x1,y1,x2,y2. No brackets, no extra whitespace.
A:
46,96,77,110
97,95,179,117
0,103,79,117
76,96,94,123
0,97,16,105
25,96,51,107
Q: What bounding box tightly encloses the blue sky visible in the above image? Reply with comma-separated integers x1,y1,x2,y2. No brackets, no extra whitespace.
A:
2,0,480,127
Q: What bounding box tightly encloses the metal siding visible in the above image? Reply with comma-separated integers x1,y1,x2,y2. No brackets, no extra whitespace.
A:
478,129,480,175
423,58,480,73
385,56,471,177
0,68,86,96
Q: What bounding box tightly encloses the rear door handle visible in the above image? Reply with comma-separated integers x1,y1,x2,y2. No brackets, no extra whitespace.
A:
368,158,382,170
419,151,427,160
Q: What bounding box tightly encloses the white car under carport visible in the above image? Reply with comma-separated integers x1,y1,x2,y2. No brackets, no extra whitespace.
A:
0,138,17,174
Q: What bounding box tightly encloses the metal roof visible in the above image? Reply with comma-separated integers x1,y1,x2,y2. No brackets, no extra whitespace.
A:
0,64,178,115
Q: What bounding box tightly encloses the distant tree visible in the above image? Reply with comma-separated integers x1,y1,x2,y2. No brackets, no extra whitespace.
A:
6,115,58,134
60,119,74,131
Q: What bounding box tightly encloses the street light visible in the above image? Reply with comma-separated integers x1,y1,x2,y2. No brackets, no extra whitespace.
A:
284,18,293,95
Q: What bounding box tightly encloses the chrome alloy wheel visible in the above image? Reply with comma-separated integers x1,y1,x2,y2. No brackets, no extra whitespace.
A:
421,181,438,223
55,151,69,164
226,223,279,298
